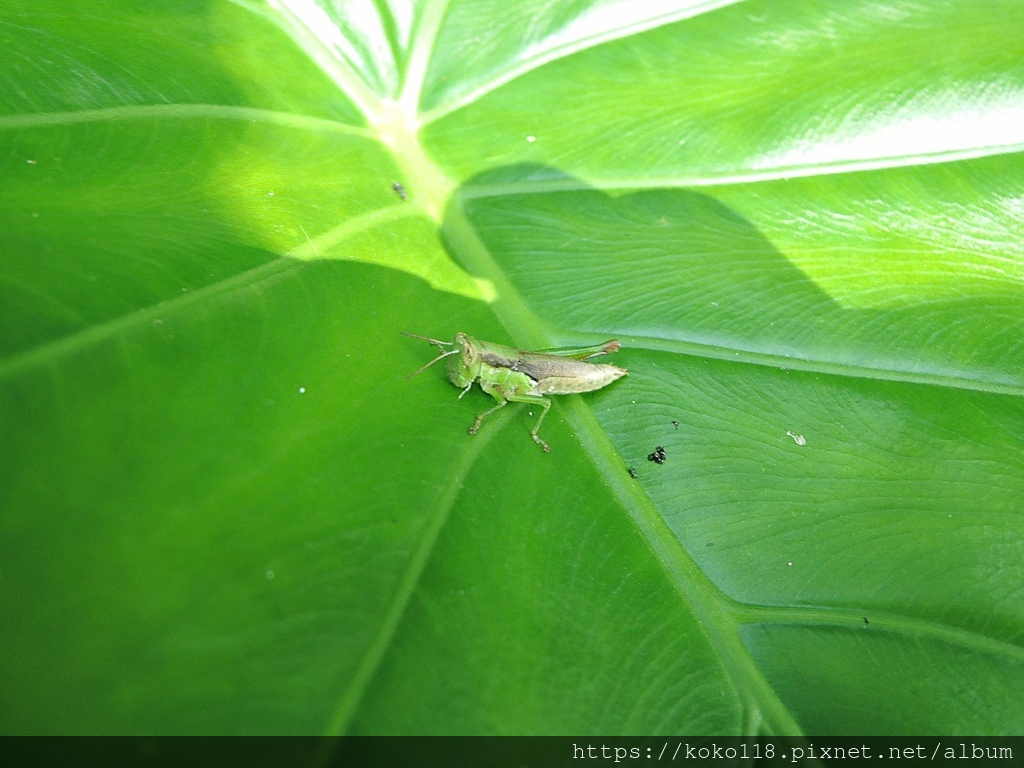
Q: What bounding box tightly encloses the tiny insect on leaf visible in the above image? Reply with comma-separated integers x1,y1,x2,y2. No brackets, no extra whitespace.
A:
402,332,627,452
647,445,666,464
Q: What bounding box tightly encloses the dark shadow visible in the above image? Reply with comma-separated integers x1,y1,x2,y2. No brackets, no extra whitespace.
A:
440,164,1024,391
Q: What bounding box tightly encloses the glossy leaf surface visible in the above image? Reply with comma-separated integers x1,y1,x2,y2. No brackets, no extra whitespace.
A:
2,0,1023,735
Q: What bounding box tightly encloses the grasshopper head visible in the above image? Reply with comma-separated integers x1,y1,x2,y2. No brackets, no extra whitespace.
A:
447,333,480,388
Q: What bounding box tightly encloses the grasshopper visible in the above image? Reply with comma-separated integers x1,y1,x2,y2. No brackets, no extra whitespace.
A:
402,332,627,452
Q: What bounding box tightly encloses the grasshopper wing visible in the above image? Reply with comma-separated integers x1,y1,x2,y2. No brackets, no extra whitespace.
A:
515,354,627,395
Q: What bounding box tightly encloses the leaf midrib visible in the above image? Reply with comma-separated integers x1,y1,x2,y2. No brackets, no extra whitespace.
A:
442,197,803,734
457,140,1024,198
0,204,419,379
417,0,746,125
322,407,517,736
0,104,372,134
733,601,1024,666
618,332,1024,398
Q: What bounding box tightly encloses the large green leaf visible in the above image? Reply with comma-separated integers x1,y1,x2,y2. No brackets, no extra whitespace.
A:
2,0,1023,735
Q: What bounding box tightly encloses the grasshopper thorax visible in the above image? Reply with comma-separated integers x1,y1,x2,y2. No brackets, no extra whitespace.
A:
447,333,480,388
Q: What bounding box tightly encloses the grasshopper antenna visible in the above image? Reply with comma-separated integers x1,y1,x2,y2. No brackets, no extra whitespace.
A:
405,349,458,379
400,331,451,348
401,332,458,379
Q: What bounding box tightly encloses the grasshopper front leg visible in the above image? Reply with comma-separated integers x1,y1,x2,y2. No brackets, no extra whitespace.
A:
473,382,553,452
468,383,508,436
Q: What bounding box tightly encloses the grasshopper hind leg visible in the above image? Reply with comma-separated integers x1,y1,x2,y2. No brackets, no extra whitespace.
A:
474,383,552,452
526,397,552,452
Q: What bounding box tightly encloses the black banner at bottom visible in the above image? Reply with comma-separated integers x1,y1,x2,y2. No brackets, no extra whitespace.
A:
0,736,1020,767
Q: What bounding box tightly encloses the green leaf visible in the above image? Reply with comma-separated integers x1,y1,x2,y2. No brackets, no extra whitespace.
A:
2,0,1023,735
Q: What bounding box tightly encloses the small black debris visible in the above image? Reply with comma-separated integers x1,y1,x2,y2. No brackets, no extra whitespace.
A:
647,445,666,464
392,181,407,200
